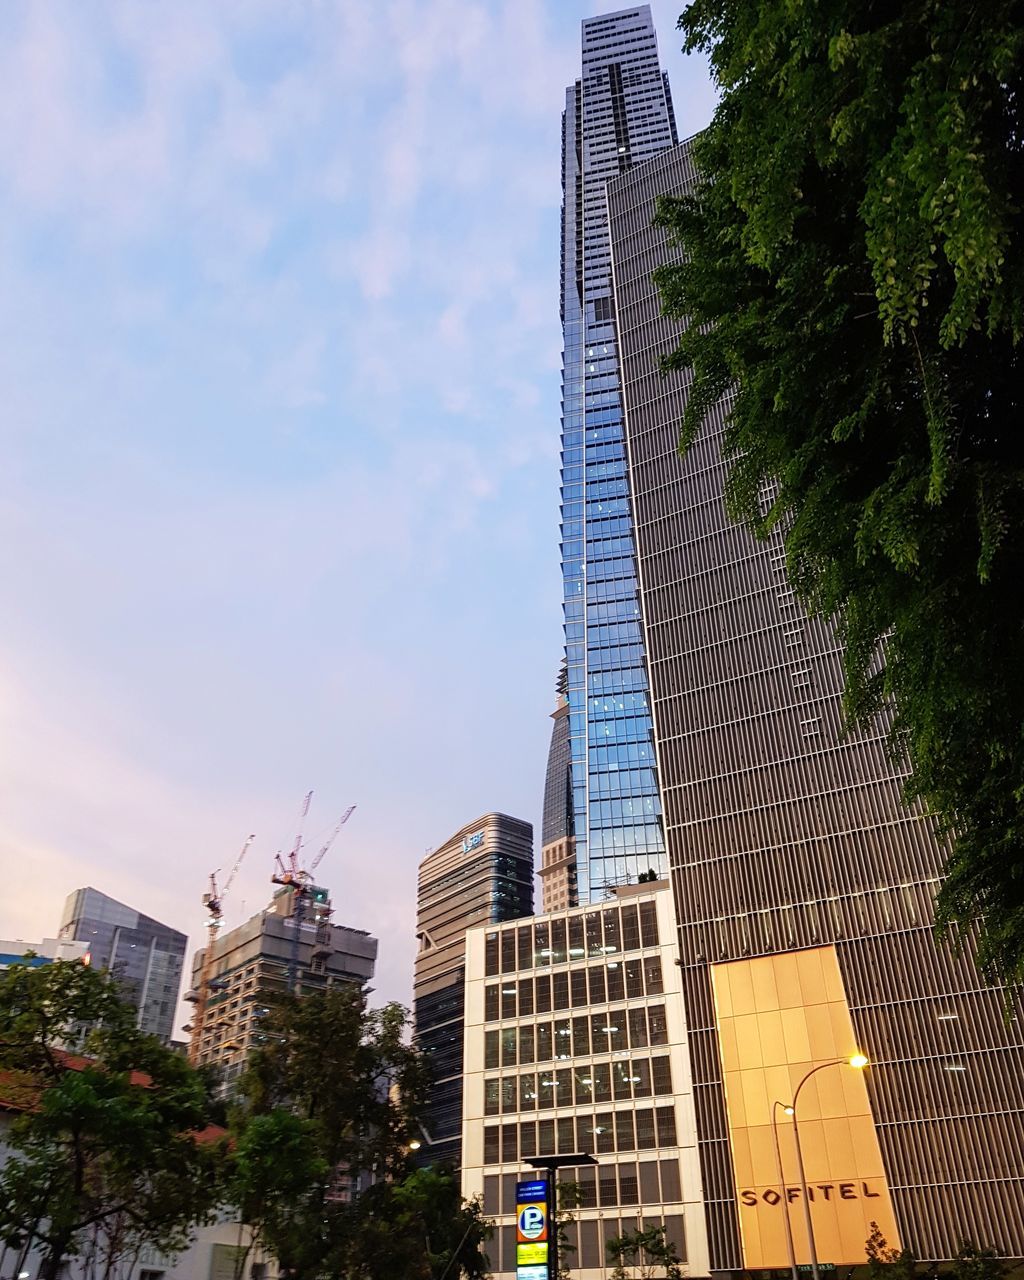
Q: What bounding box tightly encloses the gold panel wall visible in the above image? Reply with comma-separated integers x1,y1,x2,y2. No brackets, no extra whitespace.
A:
710,947,901,1268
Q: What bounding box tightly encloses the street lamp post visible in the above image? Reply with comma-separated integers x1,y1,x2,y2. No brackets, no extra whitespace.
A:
527,1153,597,1280
778,1055,869,1280
770,1100,799,1280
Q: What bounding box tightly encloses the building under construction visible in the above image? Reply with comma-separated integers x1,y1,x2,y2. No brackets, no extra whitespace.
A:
187,886,377,1082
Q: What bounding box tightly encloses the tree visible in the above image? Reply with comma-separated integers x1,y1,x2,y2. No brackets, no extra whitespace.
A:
951,1240,1005,1280
607,1223,684,1280
227,987,436,1280
865,1222,917,1280
655,0,1024,982
0,958,222,1280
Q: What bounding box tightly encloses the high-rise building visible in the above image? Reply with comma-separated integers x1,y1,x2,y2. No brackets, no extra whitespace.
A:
0,937,89,970
558,5,679,904
539,665,576,913
414,814,533,1169
187,886,377,1083
59,887,187,1043
606,141,1024,1264
460,883,709,1278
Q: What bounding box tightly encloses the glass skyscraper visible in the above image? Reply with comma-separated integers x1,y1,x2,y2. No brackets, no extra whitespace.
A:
557,6,678,902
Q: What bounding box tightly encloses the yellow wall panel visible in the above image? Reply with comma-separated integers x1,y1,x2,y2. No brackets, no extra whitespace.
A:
710,946,901,1268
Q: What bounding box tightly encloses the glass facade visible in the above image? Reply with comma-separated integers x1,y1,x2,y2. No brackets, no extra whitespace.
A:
560,6,679,902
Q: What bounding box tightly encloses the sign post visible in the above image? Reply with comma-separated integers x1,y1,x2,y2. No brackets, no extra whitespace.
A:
523,1152,597,1280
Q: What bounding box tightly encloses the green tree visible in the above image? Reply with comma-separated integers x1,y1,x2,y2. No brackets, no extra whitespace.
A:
951,1240,1005,1280
865,1222,917,1280
607,1223,684,1280
655,0,1024,981
0,958,222,1280
228,987,433,1280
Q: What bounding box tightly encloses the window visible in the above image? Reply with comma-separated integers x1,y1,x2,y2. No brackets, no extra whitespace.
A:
519,978,535,1016
652,1056,672,1095
484,1030,499,1069
519,1024,535,1064
656,1106,677,1146
501,1028,517,1066
484,932,499,976
484,1078,499,1116
649,1005,668,1045
643,956,663,995
484,985,499,1021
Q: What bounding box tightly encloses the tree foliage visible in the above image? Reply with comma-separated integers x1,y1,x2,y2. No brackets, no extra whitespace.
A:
656,0,1024,981
0,959,222,1280
228,987,486,1280
607,1223,684,1280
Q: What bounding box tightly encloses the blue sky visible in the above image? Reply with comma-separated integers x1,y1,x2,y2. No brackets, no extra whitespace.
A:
0,0,716,1014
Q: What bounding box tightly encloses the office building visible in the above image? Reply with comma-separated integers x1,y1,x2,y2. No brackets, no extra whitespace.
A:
606,141,1024,1264
539,665,577,912
188,886,377,1081
557,4,680,903
0,937,89,969
461,883,709,1277
58,887,187,1043
414,814,533,1168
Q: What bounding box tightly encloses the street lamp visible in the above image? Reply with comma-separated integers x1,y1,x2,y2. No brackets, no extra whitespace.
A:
770,1100,799,1280
774,1054,869,1280
527,1153,598,1280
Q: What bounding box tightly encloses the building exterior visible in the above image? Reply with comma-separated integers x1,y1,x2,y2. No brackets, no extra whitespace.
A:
0,937,89,969
58,888,187,1043
461,883,709,1278
539,666,577,913
414,814,533,1168
558,4,681,904
187,887,377,1083
606,141,1024,1265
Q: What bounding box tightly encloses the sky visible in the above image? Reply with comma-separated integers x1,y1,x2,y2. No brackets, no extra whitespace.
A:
0,0,717,1022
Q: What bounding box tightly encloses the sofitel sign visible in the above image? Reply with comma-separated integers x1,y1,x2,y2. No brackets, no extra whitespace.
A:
739,1182,882,1207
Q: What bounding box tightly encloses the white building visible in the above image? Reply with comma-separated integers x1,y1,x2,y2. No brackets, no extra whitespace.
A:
0,938,89,970
461,883,710,1277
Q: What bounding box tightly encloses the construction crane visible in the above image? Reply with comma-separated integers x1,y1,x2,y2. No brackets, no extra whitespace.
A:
187,833,255,1065
271,793,356,994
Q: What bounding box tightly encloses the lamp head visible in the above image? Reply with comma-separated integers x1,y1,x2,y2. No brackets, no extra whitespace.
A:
849,1053,869,1070
407,1139,422,1151
783,1105,795,1116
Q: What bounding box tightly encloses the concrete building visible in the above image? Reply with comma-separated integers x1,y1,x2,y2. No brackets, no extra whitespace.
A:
556,4,680,903
187,886,376,1084
461,882,708,1278
605,140,1024,1264
0,937,89,969
59,888,187,1043
414,814,533,1168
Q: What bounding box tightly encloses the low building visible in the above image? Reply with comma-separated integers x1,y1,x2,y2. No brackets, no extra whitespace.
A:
0,937,89,969
187,886,377,1084
414,813,534,1168
461,882,710,1277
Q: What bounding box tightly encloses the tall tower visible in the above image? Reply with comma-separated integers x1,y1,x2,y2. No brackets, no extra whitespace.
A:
413,814,533,1168
606,142,1024,1265
559,6,678,903
59,887,187,1044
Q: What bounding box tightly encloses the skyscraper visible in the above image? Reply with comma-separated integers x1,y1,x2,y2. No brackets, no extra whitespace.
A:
539,664,576,912
59,887,187,1044
606,141,1024,1263
558,6,678,903
413,814,533,1168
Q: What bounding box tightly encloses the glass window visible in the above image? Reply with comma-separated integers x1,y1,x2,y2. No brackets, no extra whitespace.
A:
598,1166,618,1205
538,1071,556,1110
538,1118,555,1156
661,1159,682,1203
485,1078,499,1116
553,972,570,1011
568,916,585,959
644,956,663,995
638,1160,659,1204
595,1112,615,1154
639,901,659,947
519,1024,535,1065
656,1105,677,1146
649,1006,668,1046
501,1122,517,1163
501,931,516,974
577,1113,596,1158
501,982,517,1019
652,1056,672,1095
484,1029,499,1070
536,1022,552,1062
606,1015,626,1053
549,918,567,965
519,1072,537,1110
602,908,621,955
664,1214,686,1262
517,925,533,971
621,904,641,950
633,1059,652,1097
518,977,534,1016
619,1162,639,1205
572,1014,591,1057
624,960,644,999
636,1109,656,1150
534,922,550,966
501,1028,517,1066
484,932,499,977
616,1110,635,1151
536,975,552,1014
571,971,589,1008
605,962,625,1002
588,966,607,1004
484,985,499,1021
628,1007,648,1049
593,1062,612,1104
613,1061,632,1100
483,1175,499,1216
483,1125,500,1164
520,1120,537,1159
577,1166,598,1212
554,1018,573,1059
574,1067,594,1104
501,1076,517,1114
585,912,604,957
557,1116,576,1153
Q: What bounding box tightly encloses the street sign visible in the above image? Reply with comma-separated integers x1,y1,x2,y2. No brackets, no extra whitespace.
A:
517,1202,548,1242
516,1178,552,1280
